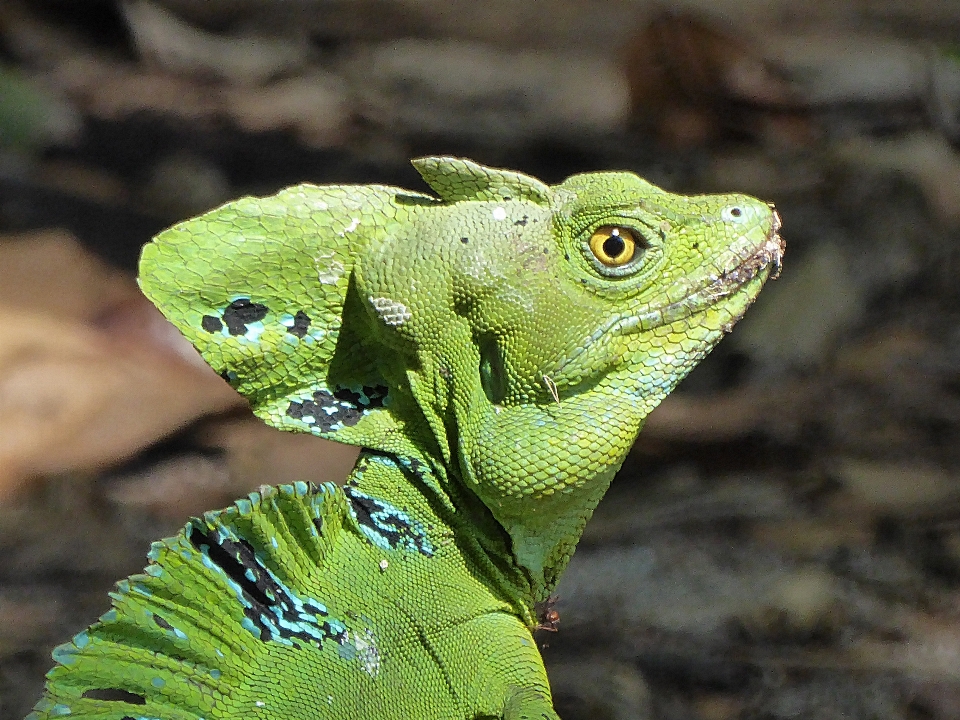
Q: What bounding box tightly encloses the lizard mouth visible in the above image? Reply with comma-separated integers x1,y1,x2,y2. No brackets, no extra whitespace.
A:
622,207,783,333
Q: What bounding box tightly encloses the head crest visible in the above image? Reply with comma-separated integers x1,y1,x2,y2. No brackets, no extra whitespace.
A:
412,156,551,206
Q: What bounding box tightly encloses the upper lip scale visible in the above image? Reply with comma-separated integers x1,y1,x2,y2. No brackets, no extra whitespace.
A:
623,208,784,333
720,208,784,287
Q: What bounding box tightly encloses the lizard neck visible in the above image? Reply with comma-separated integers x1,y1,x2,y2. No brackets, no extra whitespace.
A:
346,447,540,627
459,383,656,602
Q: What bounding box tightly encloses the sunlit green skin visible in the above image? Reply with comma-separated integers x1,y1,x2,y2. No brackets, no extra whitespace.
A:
29,158,782,720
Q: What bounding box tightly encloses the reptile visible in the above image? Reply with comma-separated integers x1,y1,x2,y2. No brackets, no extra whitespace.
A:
28,157,782,720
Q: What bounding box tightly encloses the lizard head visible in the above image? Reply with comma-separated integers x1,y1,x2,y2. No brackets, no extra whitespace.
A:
543,168,783,398
380,158,784,596
139,157,782,601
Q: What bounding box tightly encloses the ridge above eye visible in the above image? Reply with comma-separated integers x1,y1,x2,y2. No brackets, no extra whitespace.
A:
588,226,637,267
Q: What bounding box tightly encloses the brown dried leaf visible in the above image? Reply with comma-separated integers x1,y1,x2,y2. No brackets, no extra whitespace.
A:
0,229,136,321
196,415,360,492
0,308,243,496
0,231,248,495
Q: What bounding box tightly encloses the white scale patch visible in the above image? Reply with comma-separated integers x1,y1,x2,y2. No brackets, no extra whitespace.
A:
243,321,266,342
368,296,412,326
492,206,507,221
338,217,361,236
349,628,381,677
316,251,345,285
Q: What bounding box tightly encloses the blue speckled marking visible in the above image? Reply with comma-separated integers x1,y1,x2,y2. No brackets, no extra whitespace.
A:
241,320,266,342
278,312,315,342
188,491,363,660
50,704,71,716
51,644,79,666
241,616,261,637
151,677,165,688
285,384,388,433
343,484,433,556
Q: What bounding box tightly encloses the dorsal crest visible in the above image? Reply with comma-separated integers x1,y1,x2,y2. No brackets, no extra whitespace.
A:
412,156,551,206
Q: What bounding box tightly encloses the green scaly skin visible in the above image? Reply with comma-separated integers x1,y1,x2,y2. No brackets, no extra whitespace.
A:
28,157,783,720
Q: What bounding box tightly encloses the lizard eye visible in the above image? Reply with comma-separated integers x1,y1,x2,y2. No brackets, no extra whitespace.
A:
588,226,638,267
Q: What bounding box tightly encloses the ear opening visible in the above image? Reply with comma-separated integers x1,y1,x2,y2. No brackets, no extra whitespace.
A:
477,335,507,405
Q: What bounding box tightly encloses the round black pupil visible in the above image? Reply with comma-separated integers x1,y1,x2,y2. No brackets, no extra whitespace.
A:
602,234,626,259
731,207,742,217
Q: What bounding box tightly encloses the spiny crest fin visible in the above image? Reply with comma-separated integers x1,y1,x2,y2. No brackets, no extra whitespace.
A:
412,156,551,206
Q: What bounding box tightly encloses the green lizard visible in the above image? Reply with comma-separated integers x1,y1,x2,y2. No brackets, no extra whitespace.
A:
28,157,782,720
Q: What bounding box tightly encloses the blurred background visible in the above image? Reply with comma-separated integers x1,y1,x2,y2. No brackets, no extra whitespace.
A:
4,1,960,718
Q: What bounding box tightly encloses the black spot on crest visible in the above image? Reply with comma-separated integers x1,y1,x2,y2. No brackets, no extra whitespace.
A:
346,488,406,549
334,385,388,409
344,483,433,557
287,391,360,430
402,456,427,478
188,518,344,649
222,298,269,336
460,237,469,244
152,613,173,631
189,527,275,609
288,310,311,338
81,689,146,705
343,454,434,555
201,315,223,333
514,215,529,226
333,388,362,405
346,489,380,532
286,385,388,432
